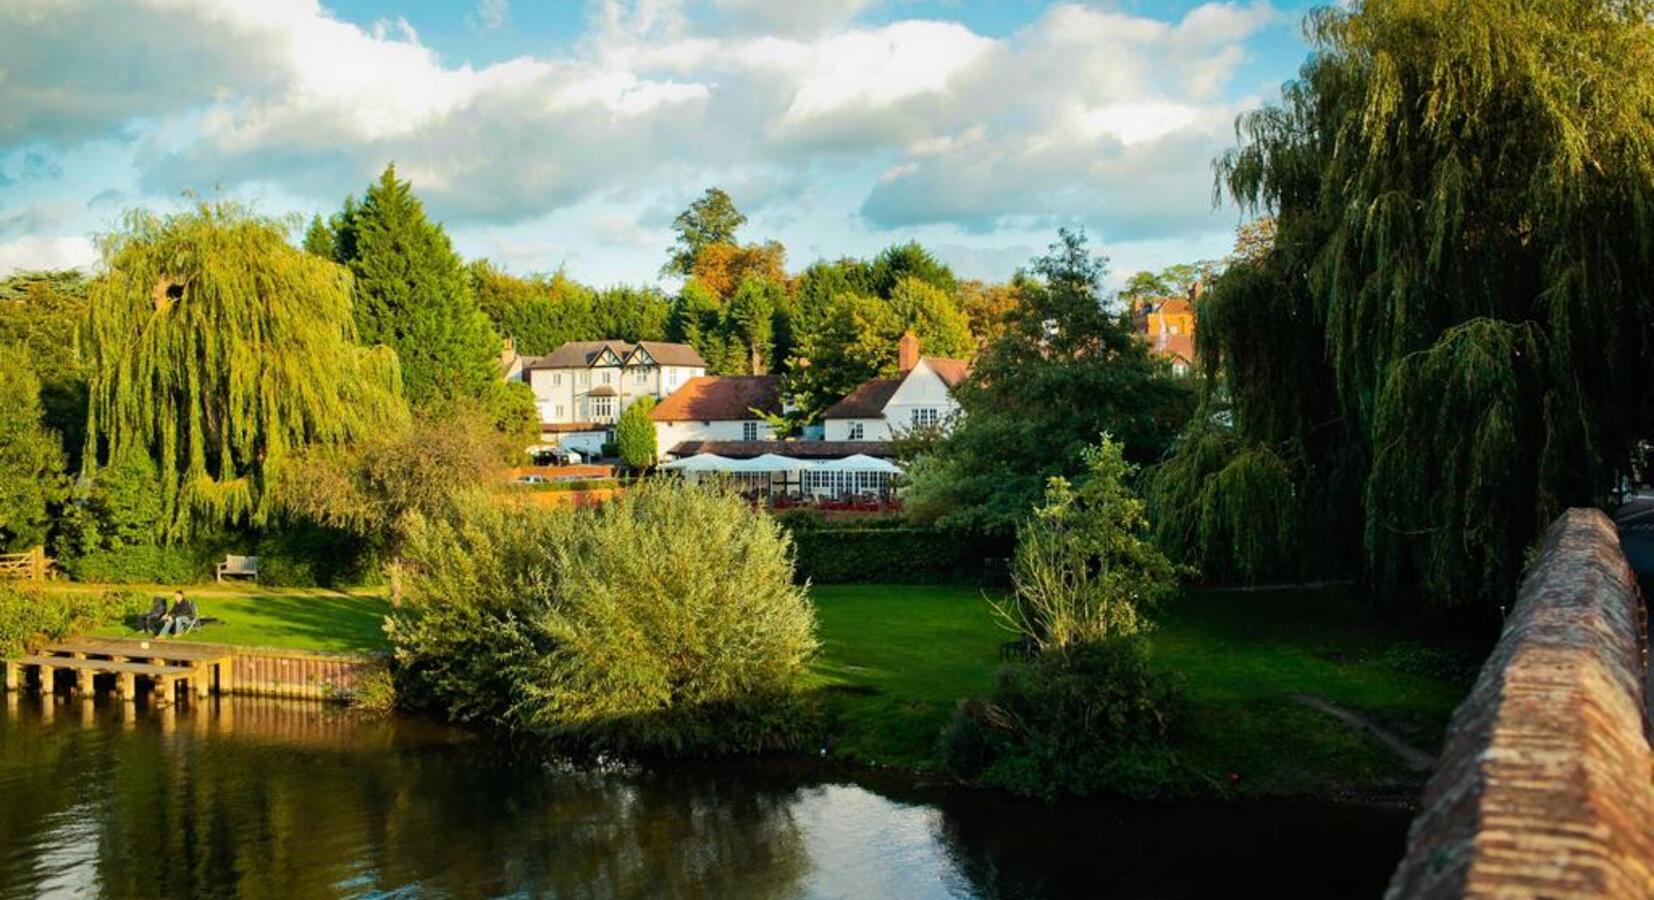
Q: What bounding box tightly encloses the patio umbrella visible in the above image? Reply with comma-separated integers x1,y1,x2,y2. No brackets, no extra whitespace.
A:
729,453,813,473
810,454,903,474
660,453,736,471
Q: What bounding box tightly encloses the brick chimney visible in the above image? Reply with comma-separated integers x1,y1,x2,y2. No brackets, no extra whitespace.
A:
898,331,920,373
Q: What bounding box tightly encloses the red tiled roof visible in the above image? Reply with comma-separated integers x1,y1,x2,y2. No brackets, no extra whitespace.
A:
1155,333,1195,363
668,440,896,460
650,375,782,422
820,378,901,420
923,357,970,388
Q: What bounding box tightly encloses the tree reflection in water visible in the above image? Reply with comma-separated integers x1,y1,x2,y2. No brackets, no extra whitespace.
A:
0,695,1409,899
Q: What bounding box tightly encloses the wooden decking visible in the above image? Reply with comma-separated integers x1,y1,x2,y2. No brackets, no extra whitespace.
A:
2,638,231,704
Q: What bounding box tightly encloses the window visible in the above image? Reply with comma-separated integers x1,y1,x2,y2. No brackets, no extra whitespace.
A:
577,371,589,386
600,370,612,385
848,422,864,440
742,421,760,442
551,373,562,387
667,367,678,387
911,408,938,428
635,368,649,384
593,397,614,420
555,404,565,419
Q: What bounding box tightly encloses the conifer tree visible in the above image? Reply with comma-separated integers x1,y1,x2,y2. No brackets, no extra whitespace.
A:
615,396,658,470
333,164,501,405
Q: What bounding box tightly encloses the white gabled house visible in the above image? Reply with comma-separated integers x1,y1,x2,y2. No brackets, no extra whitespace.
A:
519,340,707,456
820,333,969,442
650,375,783,454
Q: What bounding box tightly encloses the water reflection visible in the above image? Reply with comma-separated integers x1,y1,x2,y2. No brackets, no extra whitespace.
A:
0,695,1408,898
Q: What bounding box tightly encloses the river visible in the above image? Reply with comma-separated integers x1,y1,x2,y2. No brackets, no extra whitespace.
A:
0,695,1408,898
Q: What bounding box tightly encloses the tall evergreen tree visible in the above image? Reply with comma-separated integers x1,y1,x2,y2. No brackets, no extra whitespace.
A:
334,164,501,405
83,202,408,539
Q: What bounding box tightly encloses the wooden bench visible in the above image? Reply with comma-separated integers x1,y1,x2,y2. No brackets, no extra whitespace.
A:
215,554,259,583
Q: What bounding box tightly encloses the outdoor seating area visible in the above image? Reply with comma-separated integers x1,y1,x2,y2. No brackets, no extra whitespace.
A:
660,452,902,501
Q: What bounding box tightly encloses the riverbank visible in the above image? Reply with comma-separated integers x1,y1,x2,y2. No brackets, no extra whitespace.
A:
58,580,1477,798
810,583,1478,798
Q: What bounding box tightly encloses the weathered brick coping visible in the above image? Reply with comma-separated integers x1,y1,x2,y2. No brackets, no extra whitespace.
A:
1386,509,1654,898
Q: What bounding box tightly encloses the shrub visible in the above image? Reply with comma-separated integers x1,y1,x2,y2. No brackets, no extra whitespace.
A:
60,543,208,584
255,524,378,587
0,583,145,658
391,481,819,755
789,527,1009,584
939,638,1180,800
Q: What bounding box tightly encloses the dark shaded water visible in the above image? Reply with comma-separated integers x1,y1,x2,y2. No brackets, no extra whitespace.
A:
0,695,1408,898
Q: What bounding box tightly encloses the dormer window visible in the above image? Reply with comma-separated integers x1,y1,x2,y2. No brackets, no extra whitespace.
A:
848,422,864,440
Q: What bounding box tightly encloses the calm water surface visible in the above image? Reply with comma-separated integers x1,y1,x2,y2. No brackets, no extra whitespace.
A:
0,695,1408,899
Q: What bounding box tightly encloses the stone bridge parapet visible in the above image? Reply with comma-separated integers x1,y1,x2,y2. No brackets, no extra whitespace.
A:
1386,508,1653,898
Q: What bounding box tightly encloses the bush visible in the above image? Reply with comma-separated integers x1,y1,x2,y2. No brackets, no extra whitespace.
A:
60,543,208,584
391,481,819,755
0,583,145,658
255,524,378,587
939,639,1180,800
788,526,1009,584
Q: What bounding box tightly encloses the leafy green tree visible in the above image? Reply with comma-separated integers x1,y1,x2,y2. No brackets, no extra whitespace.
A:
301,214,335,258
590,285,670,342
0,346,67,550
664,187,747,276
888,276,973,359
1165,0,1654,619
615,396,658,470
999,436,1178,654
726,277,781,374
53,449,165,559
783,292,902,422
0,270,90,467
332,164,501,405
84,201,408,539
870,241,957,299
903,231,1195,534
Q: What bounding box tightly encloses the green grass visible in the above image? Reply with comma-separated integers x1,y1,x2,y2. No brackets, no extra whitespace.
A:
809,583,1007,770
809,582,1480,794
75,586,392,655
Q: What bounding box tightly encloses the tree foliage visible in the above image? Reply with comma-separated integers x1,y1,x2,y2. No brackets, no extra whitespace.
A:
391,481,818,754
616,396,658,469
0,270,90,467
331,164,501,405
904,230,1195,534
664,187,747,276
1168,0,1654,618
999,436,1178,654
83,201,407,539
0,346,67,550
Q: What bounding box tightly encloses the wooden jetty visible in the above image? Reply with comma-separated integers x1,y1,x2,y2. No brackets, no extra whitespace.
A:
1,638,231,704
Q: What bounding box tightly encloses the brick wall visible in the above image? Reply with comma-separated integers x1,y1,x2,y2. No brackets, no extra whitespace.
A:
1386,508,1654,898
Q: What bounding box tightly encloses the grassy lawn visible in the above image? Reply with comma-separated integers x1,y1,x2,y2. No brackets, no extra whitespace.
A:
809,583,1007,770
810,582,1479,795
69,585,393,655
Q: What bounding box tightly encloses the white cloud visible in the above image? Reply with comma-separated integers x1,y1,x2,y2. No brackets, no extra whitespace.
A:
0,233,96,273
469,0,509,31
0,0,1290,275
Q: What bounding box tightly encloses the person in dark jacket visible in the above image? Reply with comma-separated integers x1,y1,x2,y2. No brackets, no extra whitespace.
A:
157,591,198,637
141,596,169,635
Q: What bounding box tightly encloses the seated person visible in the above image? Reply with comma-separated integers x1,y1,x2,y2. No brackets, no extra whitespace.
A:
140,595,169,634
156,591,199,637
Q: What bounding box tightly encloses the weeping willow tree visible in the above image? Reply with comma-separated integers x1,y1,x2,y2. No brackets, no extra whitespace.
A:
1159,0,1654,620
84,202,409,540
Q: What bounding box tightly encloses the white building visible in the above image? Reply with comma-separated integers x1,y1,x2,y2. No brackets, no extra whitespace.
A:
650,375,782,453
521,340,707,456
821,333,969,442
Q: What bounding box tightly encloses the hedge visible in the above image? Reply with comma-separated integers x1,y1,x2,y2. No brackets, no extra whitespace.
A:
60,544,210,584
788,527,1011,585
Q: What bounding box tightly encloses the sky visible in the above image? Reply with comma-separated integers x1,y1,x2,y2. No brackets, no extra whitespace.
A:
0,0,1315,290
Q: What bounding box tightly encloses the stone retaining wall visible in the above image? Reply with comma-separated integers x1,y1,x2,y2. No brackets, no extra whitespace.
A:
1386,508,1654,898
